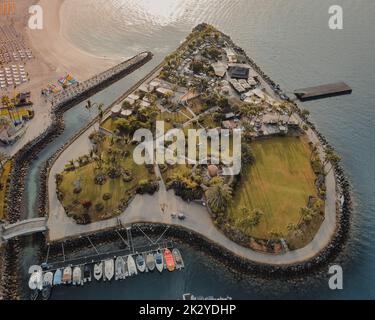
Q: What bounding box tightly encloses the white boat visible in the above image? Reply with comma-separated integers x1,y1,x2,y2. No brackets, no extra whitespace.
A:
43,272,54,286
127,255,138,277
172,248,185,270
135,254,146,273
28,270,43,291
115,257,126,280
72,266,82,286
94,262,103,281
104,259,114,281
146,253,156,272
155,251,164,273
62,266,72,285
53,269,62,286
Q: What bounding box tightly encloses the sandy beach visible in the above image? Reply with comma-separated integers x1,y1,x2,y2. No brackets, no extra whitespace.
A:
1,0,120,156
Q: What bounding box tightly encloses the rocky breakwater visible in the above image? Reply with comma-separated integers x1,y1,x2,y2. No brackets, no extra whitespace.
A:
1,52,154,300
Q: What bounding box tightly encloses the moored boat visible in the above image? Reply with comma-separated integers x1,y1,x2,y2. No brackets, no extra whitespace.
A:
72,266,82,286
28,265,43,291
155,251,164,273
146,253,156,272
53,269,62,286
41,272,53,300
94,262,103,281
28,270,43,291
172,248,184,270
136,254,146,273
127,255,138,276
83,265,92,283
104,259,114,281
62,266,72,285
115,257,126,280
164,249,175,272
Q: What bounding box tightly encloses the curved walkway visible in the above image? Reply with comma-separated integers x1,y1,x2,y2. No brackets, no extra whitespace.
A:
46,113,338,266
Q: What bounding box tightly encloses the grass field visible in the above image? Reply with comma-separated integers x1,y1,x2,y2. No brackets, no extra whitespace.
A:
157,111,191,132
228,136,318,240
58,141,154,222
0,160,12,219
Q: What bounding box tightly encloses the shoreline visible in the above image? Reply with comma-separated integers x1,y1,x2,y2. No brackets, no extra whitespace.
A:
2,0,121,157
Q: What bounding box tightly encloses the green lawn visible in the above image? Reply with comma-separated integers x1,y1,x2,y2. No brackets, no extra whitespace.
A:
228,136,318,240
58,140,155,222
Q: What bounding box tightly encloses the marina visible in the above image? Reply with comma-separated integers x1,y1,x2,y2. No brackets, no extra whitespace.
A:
294,82,352,101
27,231,185,300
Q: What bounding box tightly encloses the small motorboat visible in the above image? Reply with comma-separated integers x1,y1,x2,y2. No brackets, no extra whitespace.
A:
28,265,43,291
146,253,156,272
94,262,103,281
104,259,114,281
127,255,138,277
124,257,129,277
62,266,72,285
115,257,126,280
172,248,184,270
53,269,62,286
83,265,92,283
28,270,43,291
164,249,175,272
43,272,54,287
136,254,146,273
72,266,82,286
154,251,164,273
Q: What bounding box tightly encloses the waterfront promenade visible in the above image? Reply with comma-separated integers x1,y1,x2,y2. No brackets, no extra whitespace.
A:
46,111,338,266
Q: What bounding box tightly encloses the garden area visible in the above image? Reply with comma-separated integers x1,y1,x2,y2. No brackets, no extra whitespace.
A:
56,132,158,224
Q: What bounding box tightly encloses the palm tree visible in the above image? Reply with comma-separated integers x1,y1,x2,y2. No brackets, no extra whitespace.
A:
205,183,233,214
85,100,105,132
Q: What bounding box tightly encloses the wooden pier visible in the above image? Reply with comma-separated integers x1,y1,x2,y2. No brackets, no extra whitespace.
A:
294,82,352,101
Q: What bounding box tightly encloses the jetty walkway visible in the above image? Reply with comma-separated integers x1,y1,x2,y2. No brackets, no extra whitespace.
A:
0,217,47,243
51,52,152,110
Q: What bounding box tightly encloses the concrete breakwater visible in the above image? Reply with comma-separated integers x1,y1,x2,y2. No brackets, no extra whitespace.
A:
1,52,153,299
52,52,153,113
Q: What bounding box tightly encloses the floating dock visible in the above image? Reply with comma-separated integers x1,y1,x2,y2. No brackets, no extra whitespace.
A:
294,82,352,101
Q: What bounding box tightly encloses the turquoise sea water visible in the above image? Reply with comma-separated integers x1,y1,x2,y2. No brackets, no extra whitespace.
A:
21,0,375,299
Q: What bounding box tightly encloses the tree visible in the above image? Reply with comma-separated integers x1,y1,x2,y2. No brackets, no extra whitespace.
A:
85,100,105,132
206,183,233,214
0,152,8,171
300,207,316,224
324,147,341,174
301,109,310,121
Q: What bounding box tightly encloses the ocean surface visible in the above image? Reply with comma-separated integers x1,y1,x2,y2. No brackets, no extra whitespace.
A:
20,0,375,299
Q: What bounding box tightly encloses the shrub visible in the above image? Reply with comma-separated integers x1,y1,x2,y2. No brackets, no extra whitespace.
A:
103,193,112,201
95,203,104,212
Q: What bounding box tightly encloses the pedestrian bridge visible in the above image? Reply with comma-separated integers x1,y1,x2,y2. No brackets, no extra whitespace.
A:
0,217,47,242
